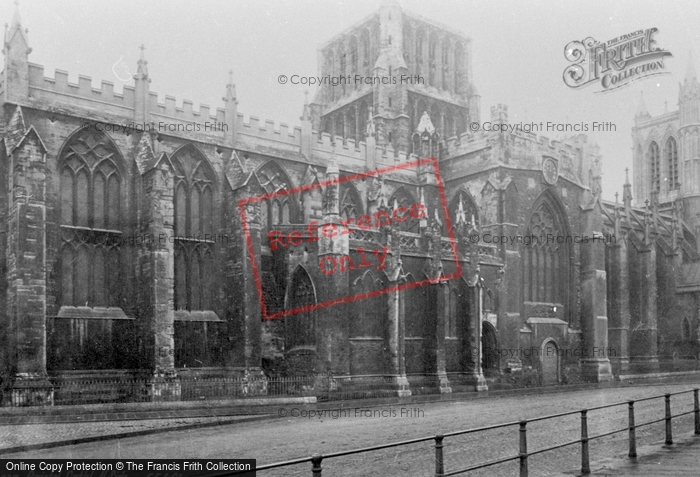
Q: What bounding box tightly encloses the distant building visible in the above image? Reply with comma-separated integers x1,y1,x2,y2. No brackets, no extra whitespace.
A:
0,2,697,406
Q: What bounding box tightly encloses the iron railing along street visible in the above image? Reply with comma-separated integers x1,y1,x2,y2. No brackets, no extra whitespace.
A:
226,387,700,476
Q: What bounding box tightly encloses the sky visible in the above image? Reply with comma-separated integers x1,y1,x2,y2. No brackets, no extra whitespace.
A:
3,0,700,201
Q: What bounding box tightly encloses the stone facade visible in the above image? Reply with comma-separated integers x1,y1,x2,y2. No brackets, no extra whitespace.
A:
0,3,698,405
625,57,700,371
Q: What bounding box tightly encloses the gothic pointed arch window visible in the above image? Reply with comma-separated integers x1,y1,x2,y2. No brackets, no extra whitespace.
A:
338,42,347,95
388,186,420,232
648,141,660,194
326,50,336,102
361,29,370,76
286,266,317,351
428,31,439,86
524,197,570,305
348,35,358,82
257,162,296,236
665,137,679,191
402,22,413,68
454,42,464,95
448,190,479,233
172,145,217,312
339,181,363,220
415,28,425,77
59,129,124,309
442,38,451,91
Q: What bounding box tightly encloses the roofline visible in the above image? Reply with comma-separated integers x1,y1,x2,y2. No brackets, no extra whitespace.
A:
316,7,472,53
318,12,378,51
402,9,471,43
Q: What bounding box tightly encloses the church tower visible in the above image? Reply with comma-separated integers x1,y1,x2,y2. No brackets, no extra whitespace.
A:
631,52,700,218
678,51,700,222
310,1,479,156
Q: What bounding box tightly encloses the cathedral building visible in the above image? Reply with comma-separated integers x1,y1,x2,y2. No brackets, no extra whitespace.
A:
0,3,697,406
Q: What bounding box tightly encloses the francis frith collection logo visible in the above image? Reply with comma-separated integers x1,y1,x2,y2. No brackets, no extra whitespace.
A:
563,28,673,93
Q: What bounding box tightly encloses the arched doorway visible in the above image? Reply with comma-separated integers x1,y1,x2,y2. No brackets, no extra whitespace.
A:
541,339,560,385
481,322,499,377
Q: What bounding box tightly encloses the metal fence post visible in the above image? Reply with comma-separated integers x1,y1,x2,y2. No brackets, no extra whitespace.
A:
665,394,673,445
694,389,699,436
519,420,528,477
628,400,637,458
311,454,323,476
580,410,590,475
434,434,445,477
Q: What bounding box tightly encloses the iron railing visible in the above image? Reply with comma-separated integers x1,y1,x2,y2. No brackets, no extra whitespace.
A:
236,387,700,476
47,374,321,406
47,373,448,406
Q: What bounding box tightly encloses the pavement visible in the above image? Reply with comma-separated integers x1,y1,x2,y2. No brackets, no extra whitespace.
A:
0,414,273,454
560,432,700,476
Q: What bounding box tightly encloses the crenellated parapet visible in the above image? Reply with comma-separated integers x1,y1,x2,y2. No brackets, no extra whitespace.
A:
27,65,135,116
148,94,226,127
442,126,597,189
19,55,424,174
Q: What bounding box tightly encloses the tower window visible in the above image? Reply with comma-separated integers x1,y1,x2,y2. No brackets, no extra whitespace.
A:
649,141,660,194
665,137,679,191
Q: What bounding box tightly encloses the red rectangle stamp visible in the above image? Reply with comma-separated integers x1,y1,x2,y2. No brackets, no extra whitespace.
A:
238,156,461,320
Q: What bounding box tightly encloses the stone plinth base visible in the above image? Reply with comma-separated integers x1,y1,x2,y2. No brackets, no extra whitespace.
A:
467,373,489,392
437,372,452,394
581,358,614,383
455,372,488,391
389,375,412,397
8,373,54,407
609,357,630,377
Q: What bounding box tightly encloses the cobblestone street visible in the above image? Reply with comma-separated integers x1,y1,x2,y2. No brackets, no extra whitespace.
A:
3,384,698,476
